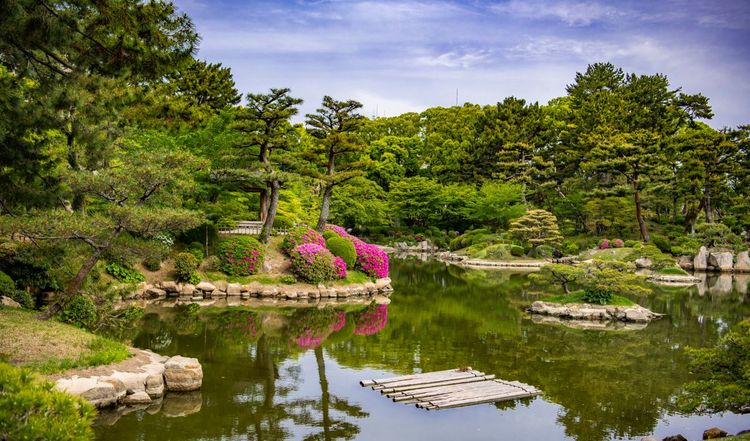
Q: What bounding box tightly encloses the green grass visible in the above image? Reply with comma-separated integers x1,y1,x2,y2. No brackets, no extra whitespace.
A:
545,290,636,306
332,270,372,285
656,267,689,276
580,247,634,261
0,308,131,374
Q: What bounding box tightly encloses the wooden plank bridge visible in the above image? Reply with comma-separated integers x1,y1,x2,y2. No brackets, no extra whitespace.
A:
218,221,288,236
360,368,541,410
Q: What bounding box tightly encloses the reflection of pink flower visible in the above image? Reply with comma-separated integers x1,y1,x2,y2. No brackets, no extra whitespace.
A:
354,304,388,336
293,329,323,349
330,311,346,333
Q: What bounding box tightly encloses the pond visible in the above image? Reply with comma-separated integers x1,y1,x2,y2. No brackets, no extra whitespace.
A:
95,258,750,441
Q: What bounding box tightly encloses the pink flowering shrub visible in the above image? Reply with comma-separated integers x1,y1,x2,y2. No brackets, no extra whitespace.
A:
325,224,389,278
354,304,388,336
217,236,266,276
281,226,326,255
598,238,610,250
612,239,624,248
333,256,347,279
289,243,337,283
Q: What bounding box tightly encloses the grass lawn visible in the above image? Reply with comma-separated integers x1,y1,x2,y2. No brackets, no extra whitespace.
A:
656,267,690,276
545,290,636,306
0,308,131,373
580,247,634,261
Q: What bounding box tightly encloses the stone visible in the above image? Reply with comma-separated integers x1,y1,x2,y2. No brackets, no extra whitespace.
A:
160,281,179,293
180,283,196,296
364,282,377,294
677,255,694,270
702,427,728,439
662,435,687,441
694,246,709,271
145,373,165,398
736,251,750,272
708,252,734,272
56,378,119,408
634,257,652,269
145,287,167,299
226,283,242,296
108,371,149,393
624,309,651,322
0,296,21,308
260,287,277,297
708,274,733,295
162,391,202,417
285,291,298,299
164,356,203,392
374,277,392,290
297,291,308,299
195,281,216,292
640,437,660,441
210,289,225,298
213,280,228,292
123,391,152,405
101,378,127,402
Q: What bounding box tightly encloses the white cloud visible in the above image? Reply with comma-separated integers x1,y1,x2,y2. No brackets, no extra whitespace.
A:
491,0,624,26
415,50,491,68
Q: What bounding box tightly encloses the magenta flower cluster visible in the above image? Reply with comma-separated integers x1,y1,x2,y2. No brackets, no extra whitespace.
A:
289,243,338,283
330,311,346,333
282,225,326,255
217,236,266,276
293,329,323,349
598,238,610,249
354,304,388,336
325,224,389,279
612,239,624,248
333,256,347,279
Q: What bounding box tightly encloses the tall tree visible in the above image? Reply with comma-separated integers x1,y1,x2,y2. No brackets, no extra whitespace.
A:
305,96,369,231
234,88,303,243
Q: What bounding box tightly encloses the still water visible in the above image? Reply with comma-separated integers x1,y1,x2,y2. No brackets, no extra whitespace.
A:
95,258,750,441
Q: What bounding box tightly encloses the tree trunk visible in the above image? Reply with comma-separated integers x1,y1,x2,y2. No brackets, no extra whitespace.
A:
633,185,650,242
703,185,713,223
315,346,332,441
39,247,103,320
316,184,333,232
260,180,280,244
258,188,269,223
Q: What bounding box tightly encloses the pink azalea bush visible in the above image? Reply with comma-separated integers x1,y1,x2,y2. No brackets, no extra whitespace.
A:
325,224,389,279
598,238,610,250
217,236,266,276
333,256,347,279
354,304,388,336
289,243,338,283
281,226,326,255
612,239,624,248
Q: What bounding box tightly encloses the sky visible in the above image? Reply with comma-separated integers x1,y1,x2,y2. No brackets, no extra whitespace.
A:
174,0,750,128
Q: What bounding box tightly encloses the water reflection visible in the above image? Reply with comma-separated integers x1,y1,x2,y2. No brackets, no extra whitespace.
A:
95,259,750,441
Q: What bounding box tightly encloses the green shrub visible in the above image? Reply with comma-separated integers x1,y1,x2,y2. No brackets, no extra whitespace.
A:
322,230,338,241
626,244,675,270
0,270,14,295
217,236,266,276
624,240,639,248
582,287,613,305
280,275,297,284
651,234,672,254
535,245,554,259
142,255,161,271
8,290,34,309
289,244,337,283
187,241,205,262
203,255,221,272
326,236,357,268
105,262,145,283
281,226,325,255
0,362,95,440
670,236,702,256
174,252,199,282
510,245,525,257
484,244,510,259
695,222,742,249
60,295,97,329
562,241,580,256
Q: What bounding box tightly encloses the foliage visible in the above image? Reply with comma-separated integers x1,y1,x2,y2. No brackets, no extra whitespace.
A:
612,239,624,248
510,245,525,257
105,263,145,284
280,275,297,284
535,245,555,259
467,182,526,229
530,264,584,294
509,209,563,248
625,245,675,270
216,236,266,276
695,222,742,249
142,256,161,272
657,267,689,276
0,362,95,441
289,244,338,283
333,256,347,279
677,320,750,413
326,236,357,268
598,239,610,249
0,270,15,296
281,226,326,255
187,241,205,262
60,295,97,329
7,290,34,309
326,224,389,278
546,289,635,306
174,252,200,282
531,261,650,298
581,287,614,305
562,241,580,256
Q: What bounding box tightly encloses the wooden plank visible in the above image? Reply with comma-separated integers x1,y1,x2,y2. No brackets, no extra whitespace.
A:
380,374,495,394
389,380,516,401
420,389,539,410
372,370,485,390
393,385,522,404
360,368,474,387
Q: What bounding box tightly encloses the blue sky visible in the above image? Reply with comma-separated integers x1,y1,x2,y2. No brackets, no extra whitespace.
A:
174,0,750,127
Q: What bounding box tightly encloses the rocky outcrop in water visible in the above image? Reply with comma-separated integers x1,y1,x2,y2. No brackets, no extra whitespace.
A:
682,247,750,273
528,301,662,323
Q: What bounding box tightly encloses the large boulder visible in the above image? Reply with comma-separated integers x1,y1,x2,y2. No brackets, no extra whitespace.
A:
702,427,728,439
226,283,242,296
56,377,119,408
634,257,652,269
694,246,709,271
164,356,203,392
0,296,21,308
159,281,179,293
708,251,734,272
122,391,152,405
145,287,167,299
736,251,750,272
677,255,694,271
145,373,165,398
374,277,392,290
195,281,216,292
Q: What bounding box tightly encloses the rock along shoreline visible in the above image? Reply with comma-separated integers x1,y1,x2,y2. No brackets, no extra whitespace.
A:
528,301,663,323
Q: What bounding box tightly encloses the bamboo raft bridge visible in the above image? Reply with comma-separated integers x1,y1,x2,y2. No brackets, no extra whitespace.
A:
360,368,541,410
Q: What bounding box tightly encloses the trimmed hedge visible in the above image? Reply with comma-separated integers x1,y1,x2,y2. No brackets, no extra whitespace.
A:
290,244,337,283
174,252,199,282
326,236,357,268
0,362,95,440
281,226,326,255
217,236,266,276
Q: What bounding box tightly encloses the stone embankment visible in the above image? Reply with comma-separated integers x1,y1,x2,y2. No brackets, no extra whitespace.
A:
52,349,202,409
127,277,394,302
386,245,550,270
528,301,663,323
680,247,750,273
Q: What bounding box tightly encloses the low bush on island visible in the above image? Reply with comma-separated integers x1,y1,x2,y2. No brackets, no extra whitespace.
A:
290,243,341,283
325,225,389,278
217,236,266,276
281,226,326,255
